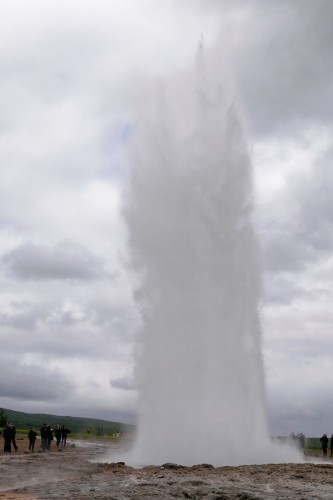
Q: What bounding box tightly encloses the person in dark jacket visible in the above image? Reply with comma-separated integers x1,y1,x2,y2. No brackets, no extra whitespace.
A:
330,434,333,457
28,427,37,452
48,428,54,449
40,423,50,452
61,425,71,447
54,425,62,447
320,433,328,456
8,423,18,452
3,423,11,453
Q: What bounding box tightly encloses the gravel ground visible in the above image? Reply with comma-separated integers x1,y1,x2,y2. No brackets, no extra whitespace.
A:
0,437,332,499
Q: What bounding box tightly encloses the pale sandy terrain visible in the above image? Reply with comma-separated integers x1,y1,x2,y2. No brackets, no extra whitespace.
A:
0,437,333,499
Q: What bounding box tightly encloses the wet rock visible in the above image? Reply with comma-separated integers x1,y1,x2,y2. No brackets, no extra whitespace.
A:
182,491,195,499
161,462,183,469
236,493,262,500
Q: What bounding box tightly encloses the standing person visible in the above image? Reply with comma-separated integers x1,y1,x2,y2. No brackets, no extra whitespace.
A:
3,422,11,453
54,425,62,447
28,427,37,452
40,423,49,452
320,433,328,456
47,427,54,450
8,423,18,452
61,425,70,447
330,434,333,457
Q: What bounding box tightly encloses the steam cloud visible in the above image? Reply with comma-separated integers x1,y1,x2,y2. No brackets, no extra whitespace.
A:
123,45,301,466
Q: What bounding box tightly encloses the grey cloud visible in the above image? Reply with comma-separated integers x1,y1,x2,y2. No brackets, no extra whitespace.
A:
266,335,333,361
267,403,321,437
226,0,333,138
262,231,314,275
110,375,137,391
262,274,303,305
267,389,332,437
89,300,139,343
260,148,333,281
0,301,45,330
2,240,106,281
295,153,333,251
64,406,137,425
258,214,317,279
0,298,135,361
0,358,75,402
0,323,103,360
0,300,87,332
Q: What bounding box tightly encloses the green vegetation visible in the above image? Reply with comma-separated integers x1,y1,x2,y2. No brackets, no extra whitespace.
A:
0,408,8,427
305,438,322,450
1,408,135,436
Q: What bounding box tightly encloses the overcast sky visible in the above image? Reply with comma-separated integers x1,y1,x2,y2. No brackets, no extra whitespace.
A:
1,0,333,436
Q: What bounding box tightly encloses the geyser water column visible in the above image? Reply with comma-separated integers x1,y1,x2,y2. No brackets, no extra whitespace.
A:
124,48,287,466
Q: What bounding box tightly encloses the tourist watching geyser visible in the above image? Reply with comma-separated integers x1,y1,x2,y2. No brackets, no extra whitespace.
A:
40,423,52,452
320,433,328,456
28,427,37,452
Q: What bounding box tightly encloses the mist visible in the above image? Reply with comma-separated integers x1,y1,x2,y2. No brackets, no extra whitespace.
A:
122,44,302,466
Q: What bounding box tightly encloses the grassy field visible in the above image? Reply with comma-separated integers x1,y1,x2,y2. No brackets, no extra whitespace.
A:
305,437,327,450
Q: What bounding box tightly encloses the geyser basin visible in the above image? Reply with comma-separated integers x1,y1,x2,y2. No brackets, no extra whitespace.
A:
123,47,301,466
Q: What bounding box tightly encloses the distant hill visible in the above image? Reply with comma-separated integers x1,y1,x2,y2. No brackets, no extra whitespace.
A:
2,408,135,435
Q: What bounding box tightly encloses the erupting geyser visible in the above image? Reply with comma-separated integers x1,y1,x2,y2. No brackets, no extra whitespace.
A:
123,45,301,466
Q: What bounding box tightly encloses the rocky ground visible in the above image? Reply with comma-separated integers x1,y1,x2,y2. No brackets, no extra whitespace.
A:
0,437,333,499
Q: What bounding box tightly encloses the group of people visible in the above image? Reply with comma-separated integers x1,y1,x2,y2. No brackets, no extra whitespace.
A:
319,433,333,457
2,422,71,453
36,423,71,452
54,424,71,448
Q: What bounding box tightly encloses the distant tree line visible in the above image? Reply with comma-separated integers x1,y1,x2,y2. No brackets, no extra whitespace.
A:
0,408,134,435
